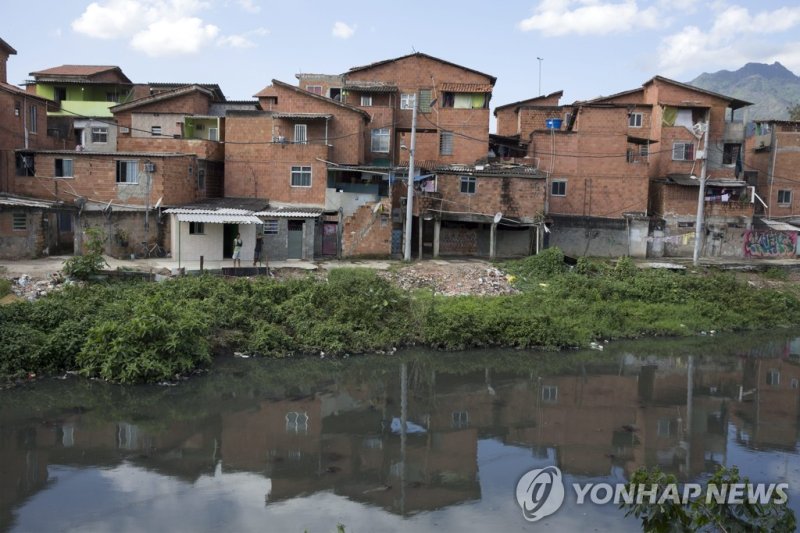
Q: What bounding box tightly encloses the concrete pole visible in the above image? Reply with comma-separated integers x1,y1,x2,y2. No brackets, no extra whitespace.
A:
403,96,418,261
433,218,440,258
418,216,423,259
692,119,710,266
490,222,497,259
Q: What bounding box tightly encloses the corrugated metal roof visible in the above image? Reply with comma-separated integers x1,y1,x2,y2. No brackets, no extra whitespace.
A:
0,196,62,209
760,219,800,232
255,207,324,218
272,112,333,120
343,83,398,93
166,208,254,215
666,174,748,187
176,213,263,224
440,83,494,93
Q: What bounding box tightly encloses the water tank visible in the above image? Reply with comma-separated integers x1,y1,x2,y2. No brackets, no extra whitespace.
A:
545,118,562,129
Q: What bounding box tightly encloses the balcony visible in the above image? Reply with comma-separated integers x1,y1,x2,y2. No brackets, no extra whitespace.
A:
704,199,754,218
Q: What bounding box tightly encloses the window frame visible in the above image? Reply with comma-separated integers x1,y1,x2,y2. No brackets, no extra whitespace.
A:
151,125,162,137
29,105,37,133
542,385,558,403
115,160,139,184
439,131,454,156
360,95,373,107
460,175,476,194
12,212,27,231
306,85,323,95
551,180,567,197
189,222,205,235
55,158,74,178
371,127,390,153
197,168,206,190
672,142,694,161
778,189,792,206
628,112,643,128
418,89,433,113
290,165,312,188
722,143,741,165
400,93,415,110
91,127,108,144
294,124,307,144
262,220,279,234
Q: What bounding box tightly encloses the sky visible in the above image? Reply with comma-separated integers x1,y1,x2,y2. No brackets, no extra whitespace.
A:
3,0,800,126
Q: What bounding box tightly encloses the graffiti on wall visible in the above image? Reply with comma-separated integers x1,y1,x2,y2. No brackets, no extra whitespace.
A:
743,230,797,258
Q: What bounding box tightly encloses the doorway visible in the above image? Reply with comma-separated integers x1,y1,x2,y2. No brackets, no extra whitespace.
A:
288,220,304,259
223,223,239,258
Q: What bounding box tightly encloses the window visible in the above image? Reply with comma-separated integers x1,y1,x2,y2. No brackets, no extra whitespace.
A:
640,144,649,157
767,369,780,386
91,127,108,143
106,92,118,103
189,222,205,235
208,127,218,141
564,112,572,124
460,175,476,194
439,131,454,156
286,412,309,433
371,127,390,153
197,168,205,190
551,180,567,196
360,95,373,106
151,125,162,136
451,411,469,429
723,143,741,165
55,158,73,178
306,85,323,95
778,190,792,206
294,124,307,144
262,220,279,234
16,153,34,176
542,385,558,403
419,89,433,113
400,93,415,110
14,102,20,117
677,221,695,228
29,105,37,133
628,113,643,127
329,88,342,101
657,418,672,437
672,142,694,161
12,212,27,231
54,87,67,104
290,165,312,187
116,160,139,184
792,378,799,389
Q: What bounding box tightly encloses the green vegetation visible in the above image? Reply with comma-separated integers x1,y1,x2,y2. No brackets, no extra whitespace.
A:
62,227,108,280
2,248,800,384
0,278,10,298
621,466,795,532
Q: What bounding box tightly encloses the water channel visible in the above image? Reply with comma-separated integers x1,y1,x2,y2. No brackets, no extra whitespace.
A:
3,330,800,532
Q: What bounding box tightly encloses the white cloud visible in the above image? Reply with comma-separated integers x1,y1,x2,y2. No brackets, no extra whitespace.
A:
657,4,800,76
332,21,356,39
237,0,260,13
518,0,660,36
72,0,218,56
130,18,219,57
217,27,269,48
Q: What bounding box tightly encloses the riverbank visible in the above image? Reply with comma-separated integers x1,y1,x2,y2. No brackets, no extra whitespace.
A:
2,249,800,385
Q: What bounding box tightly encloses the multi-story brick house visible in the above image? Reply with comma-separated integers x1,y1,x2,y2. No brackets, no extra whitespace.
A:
495,76,752,257
24,64,135,151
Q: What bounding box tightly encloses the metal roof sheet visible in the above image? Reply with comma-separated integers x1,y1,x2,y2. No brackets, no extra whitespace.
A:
439,83,494,93
343,83,398,93
166,208,254,215
176,213,263,224
271,112,333,120
760,219,800,232
0,196,63,209
255,207,324,218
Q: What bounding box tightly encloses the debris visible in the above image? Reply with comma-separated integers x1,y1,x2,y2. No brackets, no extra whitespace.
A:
379,262,517,296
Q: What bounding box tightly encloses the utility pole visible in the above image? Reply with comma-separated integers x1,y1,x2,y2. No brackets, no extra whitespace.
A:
403,95,418,261
537,57,544,96
692,118,710,266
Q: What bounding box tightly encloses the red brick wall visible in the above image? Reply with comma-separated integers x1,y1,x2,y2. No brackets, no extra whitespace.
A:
434,174,546,219
12,152,199,206
117,137,224,160
341,198,392,256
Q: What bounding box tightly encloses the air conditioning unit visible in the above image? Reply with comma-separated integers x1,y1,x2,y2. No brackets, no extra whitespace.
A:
143,163,156,173
120,126,130,133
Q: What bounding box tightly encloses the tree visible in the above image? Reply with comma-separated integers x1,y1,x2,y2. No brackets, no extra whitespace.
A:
788,103,800,121
620,466,795,532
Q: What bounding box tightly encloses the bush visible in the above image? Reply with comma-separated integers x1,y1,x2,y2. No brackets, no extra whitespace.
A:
63,227,108,280
504,247,567,280
0,278,10,298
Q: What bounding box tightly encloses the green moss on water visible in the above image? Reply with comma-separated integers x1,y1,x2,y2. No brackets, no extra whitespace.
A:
2,251,800,384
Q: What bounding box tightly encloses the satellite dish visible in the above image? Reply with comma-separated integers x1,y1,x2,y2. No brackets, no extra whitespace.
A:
692,122,707,138
155,197,163,209
493,212,503,224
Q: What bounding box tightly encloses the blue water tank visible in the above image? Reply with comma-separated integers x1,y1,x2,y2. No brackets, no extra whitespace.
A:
545,118,562,129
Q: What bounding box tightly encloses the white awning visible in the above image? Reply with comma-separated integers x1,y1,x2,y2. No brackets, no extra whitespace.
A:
176,213,263,224
761,219,800,232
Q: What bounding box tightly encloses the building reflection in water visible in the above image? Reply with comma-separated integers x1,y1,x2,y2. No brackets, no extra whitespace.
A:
2,334,800,529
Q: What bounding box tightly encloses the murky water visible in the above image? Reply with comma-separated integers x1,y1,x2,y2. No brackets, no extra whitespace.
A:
2,331,800,532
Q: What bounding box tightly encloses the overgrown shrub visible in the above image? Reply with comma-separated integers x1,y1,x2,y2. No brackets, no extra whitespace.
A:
63,227,108,280
0,278,10,298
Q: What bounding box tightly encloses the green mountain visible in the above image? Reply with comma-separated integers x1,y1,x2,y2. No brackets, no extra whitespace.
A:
689,62,800,120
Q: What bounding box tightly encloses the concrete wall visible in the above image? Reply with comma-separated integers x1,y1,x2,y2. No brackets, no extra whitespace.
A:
548,215,648,258
437,222,533,257
260,217,317,260
0,209,46,259
169,217,258,263
79,211,164,258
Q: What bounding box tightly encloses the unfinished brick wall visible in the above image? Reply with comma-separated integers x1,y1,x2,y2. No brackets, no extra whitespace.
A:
434,174,546,220
341,198,392,256
439,224,479,255
117,137,224,160
0,209,46,259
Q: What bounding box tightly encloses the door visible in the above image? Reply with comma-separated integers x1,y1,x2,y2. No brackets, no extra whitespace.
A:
321,222,337,256
223,224,239,258
288,220,304,259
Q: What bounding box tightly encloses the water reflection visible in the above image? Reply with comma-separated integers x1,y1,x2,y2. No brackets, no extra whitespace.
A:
2,332,800,531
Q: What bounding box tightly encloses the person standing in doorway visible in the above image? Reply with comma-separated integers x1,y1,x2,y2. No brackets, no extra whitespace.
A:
232,233,243,268
253,233,263,266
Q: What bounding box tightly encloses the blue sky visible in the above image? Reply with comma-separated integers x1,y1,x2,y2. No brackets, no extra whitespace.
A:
4,0,800,123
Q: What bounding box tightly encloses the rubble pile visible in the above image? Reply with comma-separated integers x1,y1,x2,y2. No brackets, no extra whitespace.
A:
8,273,66,301
382,262,518,296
